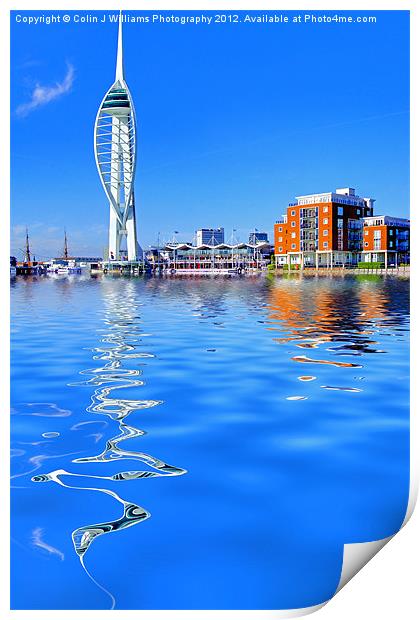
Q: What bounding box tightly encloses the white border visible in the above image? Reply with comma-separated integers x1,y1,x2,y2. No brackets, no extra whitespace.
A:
2,1,418,619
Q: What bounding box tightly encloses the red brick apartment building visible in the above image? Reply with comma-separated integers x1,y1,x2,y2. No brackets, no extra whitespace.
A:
362,216,410,267
274,188,374,268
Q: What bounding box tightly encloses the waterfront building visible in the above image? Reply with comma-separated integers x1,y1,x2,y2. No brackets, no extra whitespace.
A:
153,241,272,273
274,187,375,268
196,228,224,246
361,216,410,267
249,231,269,244
94,12,140,262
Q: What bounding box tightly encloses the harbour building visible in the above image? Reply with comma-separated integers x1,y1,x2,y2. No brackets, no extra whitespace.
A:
161,241,272,273
145,238,272,274
196,228,224,246
249,231,269,244
362,216,410,267
274,187,375,268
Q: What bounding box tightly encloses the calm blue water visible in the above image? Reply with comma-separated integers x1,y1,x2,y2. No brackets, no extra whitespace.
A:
11,274,409,610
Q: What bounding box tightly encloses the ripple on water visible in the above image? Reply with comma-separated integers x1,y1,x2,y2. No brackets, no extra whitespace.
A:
14,403,72,418
27,289,188,610
11,274,409,611
291,355,363,368
320,386,362,393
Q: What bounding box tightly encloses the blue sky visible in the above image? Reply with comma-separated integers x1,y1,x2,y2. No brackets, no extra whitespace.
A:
11,10,409,259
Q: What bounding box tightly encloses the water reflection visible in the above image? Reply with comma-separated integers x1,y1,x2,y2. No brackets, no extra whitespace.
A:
268,276,409,393
267,278,408,348
11,274,409,610
268,277,409,344
291,355,363,368
32,526,65,561
31,281,186,608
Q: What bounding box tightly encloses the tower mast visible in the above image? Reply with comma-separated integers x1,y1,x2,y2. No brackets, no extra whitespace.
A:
94,9,139,263
116,9,124,81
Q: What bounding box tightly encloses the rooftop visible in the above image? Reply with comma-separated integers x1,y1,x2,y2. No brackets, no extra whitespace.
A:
162,242,271,251
294,188,375,208
363,215,410,227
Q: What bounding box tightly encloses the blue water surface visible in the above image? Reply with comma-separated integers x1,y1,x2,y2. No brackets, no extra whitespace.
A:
10,274,410,610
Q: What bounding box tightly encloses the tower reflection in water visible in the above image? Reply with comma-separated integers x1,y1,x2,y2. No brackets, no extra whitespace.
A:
32,281,186,608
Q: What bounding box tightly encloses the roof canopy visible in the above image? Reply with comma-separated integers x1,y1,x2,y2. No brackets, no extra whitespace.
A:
162,242,271,251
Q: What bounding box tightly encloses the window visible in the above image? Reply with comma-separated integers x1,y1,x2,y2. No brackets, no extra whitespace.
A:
374,230,381,240
323,230,328,236
337,207,344,216
323,206,328,213
291,243,296,249
389,241,393,248
356,209,361,215
291,221,296,227
323,218,328,225
323,241,328,248
389,229,393,236
364,230,369,236
278,227,282,232
291,210,295,216
291,232,296,239
278,236,283,242
279,247,283,252
364,242,369,247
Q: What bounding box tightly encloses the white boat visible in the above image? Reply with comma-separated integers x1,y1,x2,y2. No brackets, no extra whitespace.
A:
56,265,82,275
50,259,84,275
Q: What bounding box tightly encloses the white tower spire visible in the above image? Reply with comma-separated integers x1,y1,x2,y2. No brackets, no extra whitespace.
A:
115,10,124,81
94,11,140,263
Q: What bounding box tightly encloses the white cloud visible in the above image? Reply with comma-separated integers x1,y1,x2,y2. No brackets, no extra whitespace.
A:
16,63,75,117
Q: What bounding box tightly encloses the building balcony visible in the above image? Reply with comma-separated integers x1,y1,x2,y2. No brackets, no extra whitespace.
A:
300,209,318,219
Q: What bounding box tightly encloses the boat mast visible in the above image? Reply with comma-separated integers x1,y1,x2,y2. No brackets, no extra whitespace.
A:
24,228,31,263
63,229,69,260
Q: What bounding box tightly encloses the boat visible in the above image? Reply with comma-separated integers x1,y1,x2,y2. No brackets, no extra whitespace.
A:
56,266,82,275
